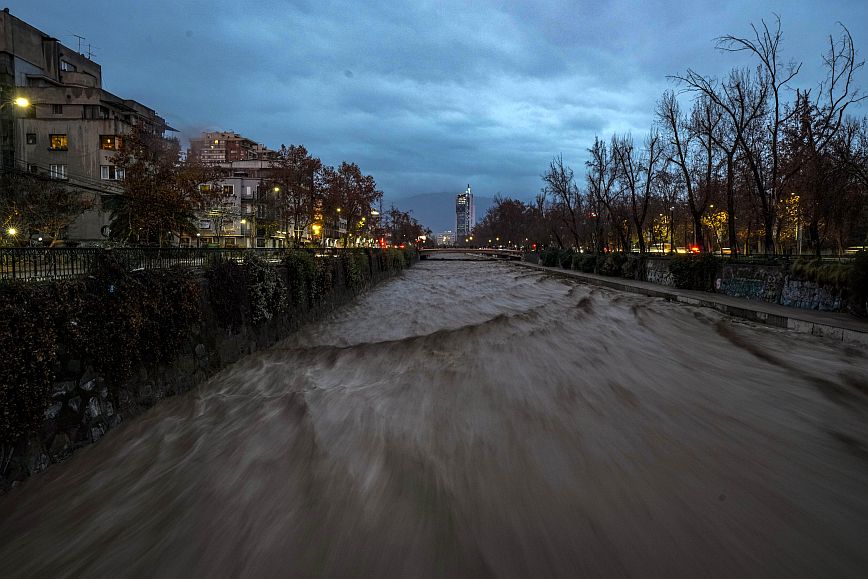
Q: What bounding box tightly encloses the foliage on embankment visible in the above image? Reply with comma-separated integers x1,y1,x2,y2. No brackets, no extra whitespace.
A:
0,248,417,457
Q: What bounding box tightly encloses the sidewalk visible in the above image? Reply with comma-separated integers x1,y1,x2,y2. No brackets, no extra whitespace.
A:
514,261,868,345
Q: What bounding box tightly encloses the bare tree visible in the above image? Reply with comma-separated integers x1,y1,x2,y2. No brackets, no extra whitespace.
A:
586,137,621,251
542,155,583,248
657,92,717,250
613,131,664,253
715,16,801,253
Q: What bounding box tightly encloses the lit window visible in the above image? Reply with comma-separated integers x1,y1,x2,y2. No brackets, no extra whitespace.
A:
100,135,121,150
49,164,67,180
49,134,68,150
26,133,37,145
100,165,124,180
222,184,234,195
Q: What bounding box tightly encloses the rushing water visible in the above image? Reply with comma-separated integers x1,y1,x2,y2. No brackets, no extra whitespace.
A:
2,257,868,577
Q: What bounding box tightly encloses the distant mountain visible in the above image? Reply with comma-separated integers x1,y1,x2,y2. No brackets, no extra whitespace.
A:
383,193,494,233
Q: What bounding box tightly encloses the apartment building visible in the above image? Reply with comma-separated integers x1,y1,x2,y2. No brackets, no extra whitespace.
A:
188,131,275,164
0,8,173,241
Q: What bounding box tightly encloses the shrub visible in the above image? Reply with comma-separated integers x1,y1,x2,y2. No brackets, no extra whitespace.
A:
791,257,851,289
579,254,598,273
621,255,646,280
205,256,248,331
0,282,61,444
669,253,719,291
598,252,627,277
540,248,560,267
388,248,404,270
558,249,574,269
345,251,369,293
244,253,287,325
285,250,317,309
1,255,203,445
847,252,868,316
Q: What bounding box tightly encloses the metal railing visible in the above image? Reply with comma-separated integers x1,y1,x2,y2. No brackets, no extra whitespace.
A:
0,247,371,283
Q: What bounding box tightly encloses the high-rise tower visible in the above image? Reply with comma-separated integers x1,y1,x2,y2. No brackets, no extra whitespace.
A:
455,184,475,241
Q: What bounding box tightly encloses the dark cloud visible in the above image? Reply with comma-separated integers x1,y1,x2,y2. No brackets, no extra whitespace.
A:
9,0,868,215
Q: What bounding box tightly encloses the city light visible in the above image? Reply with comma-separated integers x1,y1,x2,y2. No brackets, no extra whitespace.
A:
13,97,29,108
7,227,17,236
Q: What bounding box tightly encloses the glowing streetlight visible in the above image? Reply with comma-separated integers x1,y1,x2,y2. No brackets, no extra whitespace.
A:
240,219,247,225
7,227,17,236
13,97,29,108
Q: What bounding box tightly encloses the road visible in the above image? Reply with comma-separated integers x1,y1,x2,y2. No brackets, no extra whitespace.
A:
2,257,868,577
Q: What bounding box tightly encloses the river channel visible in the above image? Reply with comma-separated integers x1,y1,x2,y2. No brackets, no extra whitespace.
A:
1,257,868,577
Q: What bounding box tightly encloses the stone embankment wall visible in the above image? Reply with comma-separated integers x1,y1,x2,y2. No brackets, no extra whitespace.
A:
645,258,675,287
716,261,843,311
1,250,417,489
534,251,855,313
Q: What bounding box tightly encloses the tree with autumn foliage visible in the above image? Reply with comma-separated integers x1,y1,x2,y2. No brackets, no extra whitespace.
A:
107,126,216,245
385,206,430,245
264,144,323,244
0,169,92,245
321,162,382,246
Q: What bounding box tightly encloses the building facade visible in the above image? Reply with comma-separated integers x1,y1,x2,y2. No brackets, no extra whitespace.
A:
181,157,352,249
1,8,174,242
455,184,475,241
436,230,454,246
188,131,275,164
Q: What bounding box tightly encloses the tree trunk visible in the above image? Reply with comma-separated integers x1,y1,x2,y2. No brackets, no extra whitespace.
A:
725,154,738,256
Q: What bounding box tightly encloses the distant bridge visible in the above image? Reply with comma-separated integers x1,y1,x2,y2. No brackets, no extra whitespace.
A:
419,248,523,260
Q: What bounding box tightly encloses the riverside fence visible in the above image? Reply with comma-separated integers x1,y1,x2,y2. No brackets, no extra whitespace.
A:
0,247,360,282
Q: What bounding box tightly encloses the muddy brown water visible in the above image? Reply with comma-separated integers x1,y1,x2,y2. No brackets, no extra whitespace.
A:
2,257,868,577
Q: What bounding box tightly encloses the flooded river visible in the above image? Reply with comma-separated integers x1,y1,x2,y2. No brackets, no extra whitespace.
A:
2,257,868,577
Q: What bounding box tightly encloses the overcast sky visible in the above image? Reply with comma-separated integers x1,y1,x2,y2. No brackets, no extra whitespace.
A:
10,0,868,202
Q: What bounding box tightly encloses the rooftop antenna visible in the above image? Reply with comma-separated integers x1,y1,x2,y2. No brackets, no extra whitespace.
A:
86,43,98,60
72,34,85,55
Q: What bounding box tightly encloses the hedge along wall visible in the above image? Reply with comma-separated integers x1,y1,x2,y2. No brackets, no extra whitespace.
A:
532,249,867,315
0,247,418,488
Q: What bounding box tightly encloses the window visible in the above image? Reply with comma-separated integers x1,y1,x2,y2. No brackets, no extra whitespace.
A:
83,105,109,120
49,164,67,180
51,104,63,115
222,184,234,195
100,135,122,150
100,165,125,180
26,133,37,145
60,60,76,72
27,164,38,174
49,134,68,150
